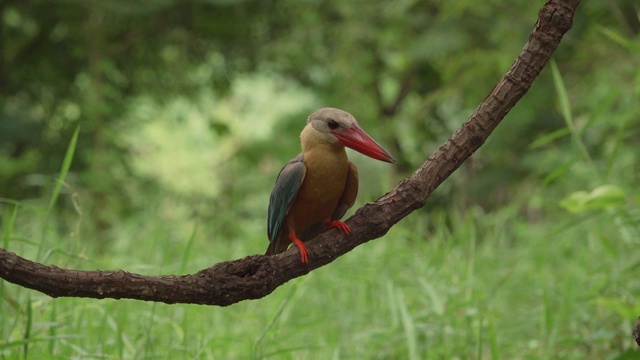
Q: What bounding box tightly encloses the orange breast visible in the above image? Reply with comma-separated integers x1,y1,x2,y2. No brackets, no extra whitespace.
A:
285,145,348,238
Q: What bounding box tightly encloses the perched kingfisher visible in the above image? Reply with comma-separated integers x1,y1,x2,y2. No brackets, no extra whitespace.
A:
266,107,396,263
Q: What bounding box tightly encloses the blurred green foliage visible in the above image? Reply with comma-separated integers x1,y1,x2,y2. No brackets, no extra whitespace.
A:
1,0,639,241
2,1,640,358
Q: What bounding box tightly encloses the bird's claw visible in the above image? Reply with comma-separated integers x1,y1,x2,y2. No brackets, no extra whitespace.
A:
325,220,351,236
289,232,309,263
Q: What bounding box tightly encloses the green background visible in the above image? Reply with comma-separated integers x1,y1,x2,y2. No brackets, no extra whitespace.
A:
1,1,639,358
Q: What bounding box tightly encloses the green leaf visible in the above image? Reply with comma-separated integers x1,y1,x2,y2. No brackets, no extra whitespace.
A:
48,126,80,210
529,128,571,149
595,297,639,319
598,26,640,52
587,185,626,209
559,185,626,213
550,60,572,129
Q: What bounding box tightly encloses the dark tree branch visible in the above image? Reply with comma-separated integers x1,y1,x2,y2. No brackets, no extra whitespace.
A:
634,317,640,347
0,0,580,306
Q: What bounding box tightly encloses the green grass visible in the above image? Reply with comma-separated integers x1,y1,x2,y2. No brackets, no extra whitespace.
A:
2,114,639,358
2,191,639,359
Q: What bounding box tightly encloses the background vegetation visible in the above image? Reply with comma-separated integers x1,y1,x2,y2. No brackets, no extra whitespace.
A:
1,0,639,358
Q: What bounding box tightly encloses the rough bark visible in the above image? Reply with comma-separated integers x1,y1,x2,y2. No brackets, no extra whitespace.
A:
0,0,580,307
634,317,640,347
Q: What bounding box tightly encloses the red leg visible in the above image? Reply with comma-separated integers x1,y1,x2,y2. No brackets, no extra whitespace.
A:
289,232,309,263
325,220,350,236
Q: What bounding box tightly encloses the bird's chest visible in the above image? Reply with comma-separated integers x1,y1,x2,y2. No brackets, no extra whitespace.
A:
291,149,348,225
302,150,348,202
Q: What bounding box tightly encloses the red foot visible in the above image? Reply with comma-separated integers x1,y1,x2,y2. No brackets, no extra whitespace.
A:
289,232,309,263
325,220,351,236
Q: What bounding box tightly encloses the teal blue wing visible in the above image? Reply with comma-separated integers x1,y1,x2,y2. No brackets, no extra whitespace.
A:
267,154,306,248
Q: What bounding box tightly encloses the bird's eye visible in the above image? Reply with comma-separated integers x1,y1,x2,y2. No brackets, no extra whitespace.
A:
327,119,339,130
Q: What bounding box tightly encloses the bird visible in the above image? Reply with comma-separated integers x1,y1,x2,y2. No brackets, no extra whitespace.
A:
266,107,396,263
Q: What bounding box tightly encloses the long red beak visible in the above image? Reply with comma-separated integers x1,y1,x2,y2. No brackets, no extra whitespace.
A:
332,123,396,163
